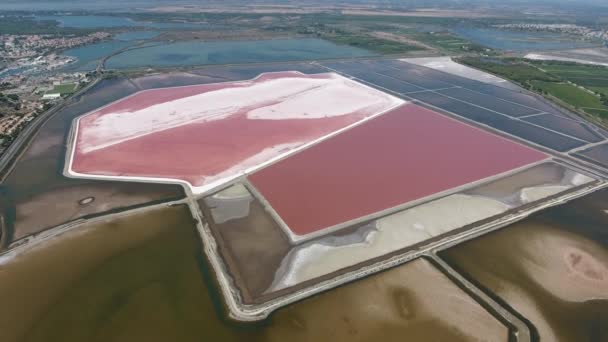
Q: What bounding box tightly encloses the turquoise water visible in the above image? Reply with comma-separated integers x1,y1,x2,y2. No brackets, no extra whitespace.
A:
114,31,160,41
106,38,376,69
62,40,135,71
59,31,159,71
34,15,209,29
452,27,598,52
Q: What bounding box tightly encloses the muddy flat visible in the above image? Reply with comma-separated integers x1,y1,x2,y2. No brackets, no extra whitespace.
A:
264,258,509,342
0,79,183,249
0,204,508,342
442,189,608,341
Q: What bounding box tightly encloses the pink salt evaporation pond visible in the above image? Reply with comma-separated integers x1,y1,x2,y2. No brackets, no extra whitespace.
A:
248,103,548,240
68,71,404,193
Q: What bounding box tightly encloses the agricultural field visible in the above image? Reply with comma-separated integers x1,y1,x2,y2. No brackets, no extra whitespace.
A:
530,81,608,117
458,57,558,83
325,34,423,54
541,64,608,95
458,57,608,122
409,31,489,53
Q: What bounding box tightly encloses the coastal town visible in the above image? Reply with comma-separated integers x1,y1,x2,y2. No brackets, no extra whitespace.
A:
1,31,110,76
495,23,608,43
0,71,92,153
1,32,110,59
0,32,106,153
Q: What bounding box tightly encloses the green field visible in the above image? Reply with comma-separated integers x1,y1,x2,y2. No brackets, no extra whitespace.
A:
458,57,608,122
50,83,78,95
459,57,558,83
539,64,608,96
584,108,608,116
530,81,607,111
324,34,422,54
541,64,608,78
409,31,489,53
588,86,608,94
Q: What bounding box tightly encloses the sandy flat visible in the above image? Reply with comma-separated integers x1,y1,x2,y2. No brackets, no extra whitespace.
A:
401,57,520,90
525,53,608,67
